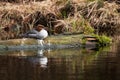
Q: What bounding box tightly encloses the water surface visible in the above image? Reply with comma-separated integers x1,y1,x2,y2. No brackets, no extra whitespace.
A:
0,43,120,80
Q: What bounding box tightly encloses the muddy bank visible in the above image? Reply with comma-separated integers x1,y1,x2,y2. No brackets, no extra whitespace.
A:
0,34,98,51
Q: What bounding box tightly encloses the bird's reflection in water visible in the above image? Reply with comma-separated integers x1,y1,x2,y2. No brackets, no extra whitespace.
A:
20,50,27,57
27,49,48,68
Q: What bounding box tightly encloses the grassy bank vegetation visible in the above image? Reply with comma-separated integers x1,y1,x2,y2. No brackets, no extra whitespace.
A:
0,0,119,45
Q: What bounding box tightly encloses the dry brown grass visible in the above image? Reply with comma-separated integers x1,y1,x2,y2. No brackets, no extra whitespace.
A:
0,0,119,40
78,0,120,36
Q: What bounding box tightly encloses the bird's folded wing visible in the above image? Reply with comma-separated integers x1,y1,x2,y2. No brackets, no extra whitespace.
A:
26,29,38,34
28,34,43,39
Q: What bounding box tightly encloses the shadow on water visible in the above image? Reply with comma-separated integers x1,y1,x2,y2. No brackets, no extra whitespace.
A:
0,43,120,80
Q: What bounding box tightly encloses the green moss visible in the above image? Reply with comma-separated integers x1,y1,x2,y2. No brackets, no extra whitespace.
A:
46,34,83,45
92,34,112,46
81,38,87,45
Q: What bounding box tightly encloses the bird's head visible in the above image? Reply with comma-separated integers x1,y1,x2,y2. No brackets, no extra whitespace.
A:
35,24,45,32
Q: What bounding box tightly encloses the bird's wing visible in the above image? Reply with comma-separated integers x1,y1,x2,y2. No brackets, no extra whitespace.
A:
28,34,43,39
21,29,38,38
26,29,38,34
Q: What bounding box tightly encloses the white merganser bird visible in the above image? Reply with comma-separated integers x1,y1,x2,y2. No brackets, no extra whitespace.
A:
21,25,48,46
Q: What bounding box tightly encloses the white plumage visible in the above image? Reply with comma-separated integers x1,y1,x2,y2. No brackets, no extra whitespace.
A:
21,26,48,46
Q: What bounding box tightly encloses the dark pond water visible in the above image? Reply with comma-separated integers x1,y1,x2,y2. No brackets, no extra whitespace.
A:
0,43,120,80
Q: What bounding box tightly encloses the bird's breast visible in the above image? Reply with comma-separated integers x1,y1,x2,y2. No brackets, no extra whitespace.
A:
38,29,48,38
